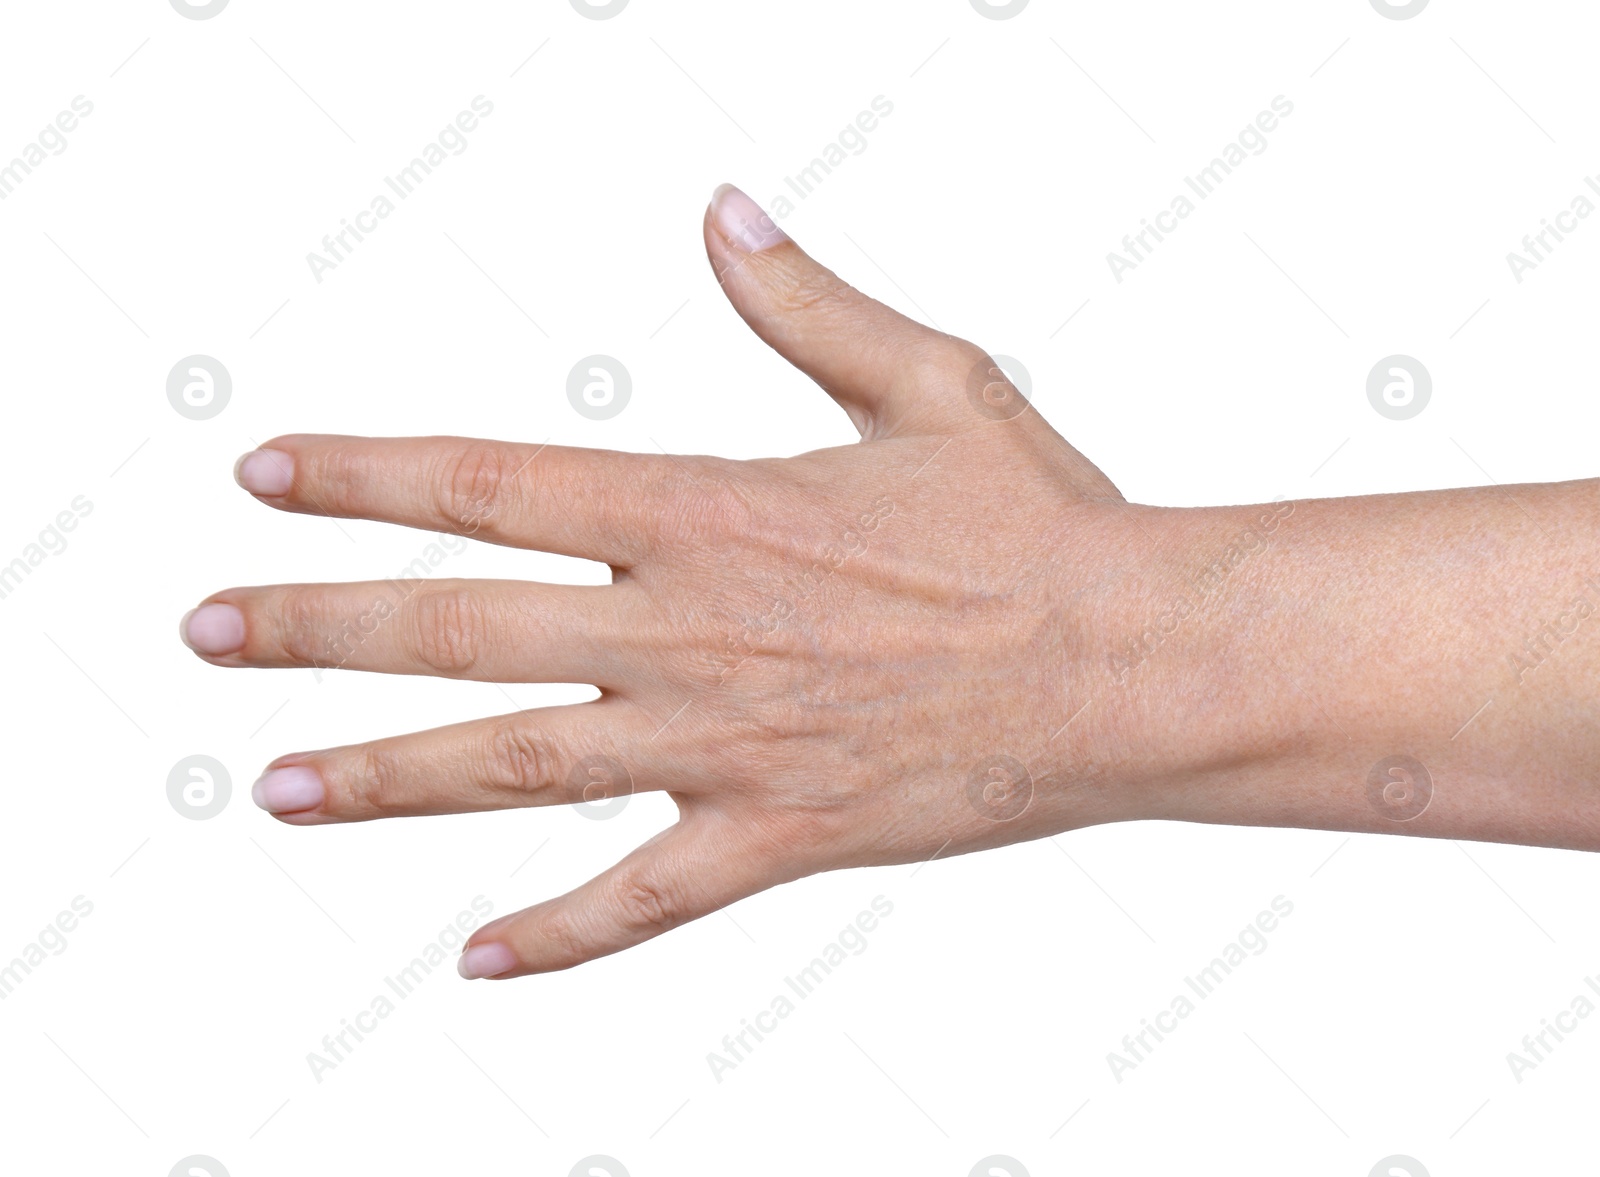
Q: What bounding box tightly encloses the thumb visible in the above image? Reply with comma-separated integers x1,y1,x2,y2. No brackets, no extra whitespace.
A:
703,183,975,437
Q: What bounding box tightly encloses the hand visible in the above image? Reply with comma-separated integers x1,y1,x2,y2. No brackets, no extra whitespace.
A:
180,184,1163,977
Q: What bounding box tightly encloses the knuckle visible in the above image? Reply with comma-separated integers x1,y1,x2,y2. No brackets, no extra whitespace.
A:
409,588,486,674
304,446,365,513
482,719,556,798
776,267,856,318
660,463,758,542
348,742,404,814
918,335,988,387
614,873,680,933
535,908,591,971
438,443,517,536
276,590,334,666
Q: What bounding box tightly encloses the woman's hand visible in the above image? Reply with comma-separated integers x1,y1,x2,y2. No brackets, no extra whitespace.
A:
180,184,1167,977
180,184,1600,979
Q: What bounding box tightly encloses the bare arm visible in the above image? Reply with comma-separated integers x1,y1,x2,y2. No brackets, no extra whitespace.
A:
1112,480,1600,850
181,183,1600,979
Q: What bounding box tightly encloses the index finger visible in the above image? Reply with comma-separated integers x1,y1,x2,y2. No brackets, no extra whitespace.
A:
234,434,672,565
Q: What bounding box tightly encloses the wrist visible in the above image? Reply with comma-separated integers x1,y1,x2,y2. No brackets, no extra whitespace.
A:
1068,497,1307,830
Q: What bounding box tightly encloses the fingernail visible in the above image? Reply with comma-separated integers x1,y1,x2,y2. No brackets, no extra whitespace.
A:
182,603,246,655
458,942,517,980
712,183,789,253
251,766,325,814
235,449,293,496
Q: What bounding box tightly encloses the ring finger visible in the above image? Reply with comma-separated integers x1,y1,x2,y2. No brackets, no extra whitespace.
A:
251,701,668,823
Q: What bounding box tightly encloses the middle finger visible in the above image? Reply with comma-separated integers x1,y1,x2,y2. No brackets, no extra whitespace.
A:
182,578,627,685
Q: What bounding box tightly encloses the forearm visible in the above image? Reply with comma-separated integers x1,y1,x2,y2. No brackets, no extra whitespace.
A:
1114,480,1600,849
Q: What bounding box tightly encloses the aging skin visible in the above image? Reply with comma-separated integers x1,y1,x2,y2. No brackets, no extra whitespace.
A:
180,184,1600,980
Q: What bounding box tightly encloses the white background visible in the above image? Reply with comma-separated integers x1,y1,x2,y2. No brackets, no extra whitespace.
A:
2,1,1597,1173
